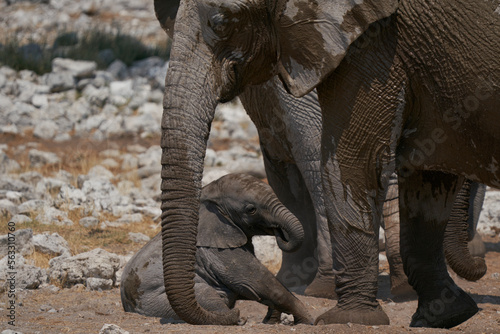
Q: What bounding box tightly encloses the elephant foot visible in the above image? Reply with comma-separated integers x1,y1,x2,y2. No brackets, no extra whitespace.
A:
468,233,486,258
315,304,390,325
304,273,337,299
263,308,281,324
390,277,417,300
410,284,478,328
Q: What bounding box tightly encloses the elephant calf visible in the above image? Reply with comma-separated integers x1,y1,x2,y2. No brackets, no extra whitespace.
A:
120,173,313,325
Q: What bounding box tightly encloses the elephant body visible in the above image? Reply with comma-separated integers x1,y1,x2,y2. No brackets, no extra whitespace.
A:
239,80,334,297
156,0,499,328
121,173,312,324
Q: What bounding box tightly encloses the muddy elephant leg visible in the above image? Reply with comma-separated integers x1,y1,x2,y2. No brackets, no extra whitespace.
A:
398,171,478,328
262,151,319,291
382,173,416,298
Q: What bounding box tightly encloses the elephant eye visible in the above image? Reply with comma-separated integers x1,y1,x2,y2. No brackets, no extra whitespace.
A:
245,205,257,215
209,13,228,36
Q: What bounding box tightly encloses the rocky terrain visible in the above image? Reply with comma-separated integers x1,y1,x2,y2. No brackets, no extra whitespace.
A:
0,0,499,333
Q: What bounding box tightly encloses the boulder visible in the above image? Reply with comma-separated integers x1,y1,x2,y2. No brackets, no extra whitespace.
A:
32,232,71,257
49,248,121,287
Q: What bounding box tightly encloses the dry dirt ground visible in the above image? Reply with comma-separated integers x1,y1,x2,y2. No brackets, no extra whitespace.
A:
5,235,500,334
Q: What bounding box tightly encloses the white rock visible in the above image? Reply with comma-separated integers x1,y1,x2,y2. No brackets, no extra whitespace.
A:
137,145,161,168
0,228,34,258
35,177,66,194
116,213,143,224
32,232,71,257
0,199,18,216
82,85,109,107
28,149,60,167
35,207,73,226
478,190,500,237
33,120,59,140
43,71,75,93
32,94,49,108
110,80,134,98
79,216,99,228
10,214,32,225
57,184,87,209
49,248,121,286
17,199,50,215
99,324,130,334
0,255,48,292
52,58,97,78
100,158,120,169
87,165,115,180
0,152,20,173
128,232,150,243
252,236,281,275
86,277,114,291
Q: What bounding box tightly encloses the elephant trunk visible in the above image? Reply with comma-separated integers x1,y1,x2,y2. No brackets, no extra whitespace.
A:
270,198,304,252
444,179,487,281
160,7,239,325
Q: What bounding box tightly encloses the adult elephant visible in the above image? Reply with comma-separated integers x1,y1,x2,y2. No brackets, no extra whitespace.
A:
154,1,488,302
157,1,335,298
121,173,312,324
157,0,499,328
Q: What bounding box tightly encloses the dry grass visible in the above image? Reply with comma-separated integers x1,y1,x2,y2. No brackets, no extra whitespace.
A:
1,133,159,177
1,213,159,258
1,133,162,266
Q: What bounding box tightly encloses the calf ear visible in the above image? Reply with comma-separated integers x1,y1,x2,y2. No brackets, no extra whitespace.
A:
154,0,181,38
196,202,248,248
275,0,398,97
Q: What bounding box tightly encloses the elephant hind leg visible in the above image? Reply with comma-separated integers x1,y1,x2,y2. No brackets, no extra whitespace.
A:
398,171,478,328
382,174,416,299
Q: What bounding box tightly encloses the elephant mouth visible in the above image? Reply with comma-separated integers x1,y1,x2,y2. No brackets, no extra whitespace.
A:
273,228,290,243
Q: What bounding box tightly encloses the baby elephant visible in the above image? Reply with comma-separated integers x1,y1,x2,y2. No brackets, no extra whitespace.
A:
121,173,313,325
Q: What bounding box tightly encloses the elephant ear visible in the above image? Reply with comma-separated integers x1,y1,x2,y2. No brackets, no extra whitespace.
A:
154,0,180,38
196,201,248,248
275,0,398,97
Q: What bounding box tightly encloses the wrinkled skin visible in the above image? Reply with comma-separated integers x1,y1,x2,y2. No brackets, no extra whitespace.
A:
121,173,312,324
157,0,499,328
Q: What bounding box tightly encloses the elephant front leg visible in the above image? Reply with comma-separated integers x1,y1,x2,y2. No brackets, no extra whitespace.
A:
315,159,390,326
398,171,478,328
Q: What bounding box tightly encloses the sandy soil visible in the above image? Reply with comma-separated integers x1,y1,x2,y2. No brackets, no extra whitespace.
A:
4,235,499,334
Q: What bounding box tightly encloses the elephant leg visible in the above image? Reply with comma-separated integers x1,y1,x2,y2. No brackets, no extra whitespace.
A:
262,151,319,290
299,160,336,299
217,248,313,324
398,171,478,328
382,173,415,298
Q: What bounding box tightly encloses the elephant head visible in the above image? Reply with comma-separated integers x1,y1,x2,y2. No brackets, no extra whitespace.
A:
197,173,304,252
156,0,398,325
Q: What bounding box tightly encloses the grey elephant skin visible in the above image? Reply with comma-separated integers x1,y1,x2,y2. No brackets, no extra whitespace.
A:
121,173,312,324
156,0,499,328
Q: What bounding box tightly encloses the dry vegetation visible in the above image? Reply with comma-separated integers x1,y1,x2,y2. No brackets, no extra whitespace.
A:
0,133,163,268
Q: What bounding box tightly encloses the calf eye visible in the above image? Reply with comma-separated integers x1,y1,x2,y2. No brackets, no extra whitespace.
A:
245,205,257,215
